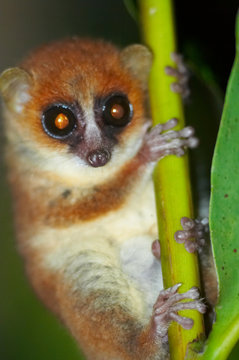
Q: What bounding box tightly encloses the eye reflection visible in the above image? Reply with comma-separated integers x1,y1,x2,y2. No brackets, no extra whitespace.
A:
102,94,133,127
42,104,77,139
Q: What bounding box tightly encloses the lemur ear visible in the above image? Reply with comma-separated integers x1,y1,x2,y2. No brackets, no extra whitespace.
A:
0,67,32,113
120,44,153,90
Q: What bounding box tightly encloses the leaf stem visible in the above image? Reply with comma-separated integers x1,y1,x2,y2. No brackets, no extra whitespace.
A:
138,1,204,359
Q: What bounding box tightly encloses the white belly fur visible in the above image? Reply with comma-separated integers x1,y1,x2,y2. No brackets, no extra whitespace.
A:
30,178,163,313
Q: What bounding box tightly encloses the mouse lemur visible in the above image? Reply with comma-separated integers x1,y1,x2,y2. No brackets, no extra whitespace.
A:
0,38,211,360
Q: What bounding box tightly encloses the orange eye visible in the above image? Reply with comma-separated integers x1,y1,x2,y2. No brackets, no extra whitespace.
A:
110,104,125,120
103,94,133,127
54,113,70,129
42,105,77,139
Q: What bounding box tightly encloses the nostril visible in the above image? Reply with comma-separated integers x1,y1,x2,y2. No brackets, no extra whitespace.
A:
87,149,111,167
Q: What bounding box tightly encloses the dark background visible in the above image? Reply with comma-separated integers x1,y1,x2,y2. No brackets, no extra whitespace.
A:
0,1,238,87
0,1,238,359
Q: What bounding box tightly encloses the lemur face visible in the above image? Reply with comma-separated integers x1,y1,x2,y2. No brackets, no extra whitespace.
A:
1,39,151,173
41,91,134,167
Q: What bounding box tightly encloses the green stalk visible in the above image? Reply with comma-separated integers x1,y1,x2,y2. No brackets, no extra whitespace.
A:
138,1,204,359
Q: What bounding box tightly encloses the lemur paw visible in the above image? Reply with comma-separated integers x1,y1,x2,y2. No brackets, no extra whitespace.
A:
165,52,190,99
141,118,198,163
152,239,161,260
152,283,206,341
174,217,209,253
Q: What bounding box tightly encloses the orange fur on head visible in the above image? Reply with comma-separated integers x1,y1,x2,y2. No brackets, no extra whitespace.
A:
19,38,146,151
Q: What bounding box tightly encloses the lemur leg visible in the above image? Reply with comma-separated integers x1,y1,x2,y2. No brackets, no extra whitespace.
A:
152,217,208,258
174,217,209,253
56,249,171,360
55,249,205,360
165,52,190,99
174,217,218,306
152,239,161,260
150,283,206,343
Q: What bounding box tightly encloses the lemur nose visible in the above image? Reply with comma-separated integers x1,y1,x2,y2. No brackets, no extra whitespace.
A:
87,149,111,167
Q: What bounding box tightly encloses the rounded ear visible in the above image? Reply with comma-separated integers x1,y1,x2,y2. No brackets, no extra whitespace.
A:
120,44,153,90
0,67,32,113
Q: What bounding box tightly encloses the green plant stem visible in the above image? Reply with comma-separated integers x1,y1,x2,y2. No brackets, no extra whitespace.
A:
138,1,204,359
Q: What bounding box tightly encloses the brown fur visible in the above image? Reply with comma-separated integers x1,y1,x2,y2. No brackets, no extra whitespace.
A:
25,253,167,360
1,38,214,360
8,152,145,233
2,39,166,359
19,38,145,151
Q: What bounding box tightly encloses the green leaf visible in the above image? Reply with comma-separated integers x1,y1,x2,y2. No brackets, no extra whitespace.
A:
123,0,139,22
196,11,239,360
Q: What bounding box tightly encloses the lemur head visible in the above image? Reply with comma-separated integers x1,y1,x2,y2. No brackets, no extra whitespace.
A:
0,38,152,177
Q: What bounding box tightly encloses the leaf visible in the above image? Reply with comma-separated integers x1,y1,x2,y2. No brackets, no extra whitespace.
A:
195,10,239,360
123,0,139,22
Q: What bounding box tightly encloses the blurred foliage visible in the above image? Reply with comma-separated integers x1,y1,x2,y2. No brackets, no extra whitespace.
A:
0,0,238,359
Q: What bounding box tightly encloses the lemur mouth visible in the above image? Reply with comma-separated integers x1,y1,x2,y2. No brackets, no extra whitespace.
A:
86,149,111,167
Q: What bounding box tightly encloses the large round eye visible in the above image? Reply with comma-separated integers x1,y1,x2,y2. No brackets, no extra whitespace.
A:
102,94,133,127
42,105,77,139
